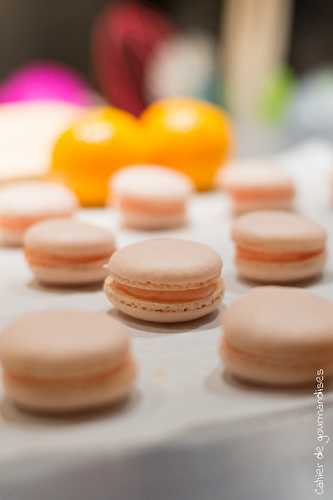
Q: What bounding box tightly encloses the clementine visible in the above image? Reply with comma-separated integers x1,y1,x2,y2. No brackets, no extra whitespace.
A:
51,107,146,205
141,98,233,190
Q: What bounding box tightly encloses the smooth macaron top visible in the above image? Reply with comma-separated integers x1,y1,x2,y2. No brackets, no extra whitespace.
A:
111,165,193,202
0,181,78,217
219,164,294,191
222,287,333,359
0,310,130,379
107,238,222,289
231,211,326,252
24,218,115,256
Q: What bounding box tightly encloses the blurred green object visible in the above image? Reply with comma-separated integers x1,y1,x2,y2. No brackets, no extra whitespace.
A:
259,67,296,124
205,76,224,106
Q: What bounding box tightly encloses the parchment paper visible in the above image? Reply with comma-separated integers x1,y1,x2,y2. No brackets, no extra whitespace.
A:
1,141,333,467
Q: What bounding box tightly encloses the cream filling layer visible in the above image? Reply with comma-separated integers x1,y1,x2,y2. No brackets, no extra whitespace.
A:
25,248,113,268
110,278,222,304
236,245,324,263
115,196,186,216
221,339,332,368
230,187,294,202
5,355,135,386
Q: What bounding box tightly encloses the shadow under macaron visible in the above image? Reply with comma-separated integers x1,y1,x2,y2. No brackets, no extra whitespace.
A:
0,388,141,428
206,366,333,397
224,270,333,295
295,270,333,288
107,306,224,337
27,279,104,295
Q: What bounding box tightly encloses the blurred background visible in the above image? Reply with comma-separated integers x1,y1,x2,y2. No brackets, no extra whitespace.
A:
1,0,333,195
2,1,333,123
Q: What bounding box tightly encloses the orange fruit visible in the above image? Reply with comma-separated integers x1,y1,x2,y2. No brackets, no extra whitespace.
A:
51,107,147,206
141,98,233,190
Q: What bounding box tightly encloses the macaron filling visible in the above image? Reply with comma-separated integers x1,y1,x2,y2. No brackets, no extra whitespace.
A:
221,338,329,369
111,279,221,303
236,245,324,263
231,187,294,203
25,248,113,267
115,197,186,216
4,355,135,386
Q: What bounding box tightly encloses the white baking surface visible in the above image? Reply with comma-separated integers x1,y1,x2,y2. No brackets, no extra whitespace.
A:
1,141,333,465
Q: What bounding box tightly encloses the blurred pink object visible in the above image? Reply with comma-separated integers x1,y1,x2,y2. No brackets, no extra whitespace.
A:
0,62,93,105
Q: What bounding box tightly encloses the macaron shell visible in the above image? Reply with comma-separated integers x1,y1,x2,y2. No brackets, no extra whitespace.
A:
232,211,326,252
0,311,130,379
235,251,326,283
107,239,222,288
0,181,78,217
105,276,224,323
24,219,115,257
223,287,333,355
111,165,193,203
220,164,294,191
3,356,136,413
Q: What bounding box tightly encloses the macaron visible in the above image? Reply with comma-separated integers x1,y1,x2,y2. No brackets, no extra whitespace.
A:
0,181,78,246
218,163,295,214
24,218,115,286
109,165,193,230
104,238,223,323
231,211,326,283
220,287,333,386
0,310,136,413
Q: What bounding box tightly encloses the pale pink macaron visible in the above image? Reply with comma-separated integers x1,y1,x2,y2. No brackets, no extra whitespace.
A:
0,310,136,413
220,287,333,386
0,181,78,246
24,218,116,286
104,238,224,323
109,165,193,229
218,163,295,214
231,211,327,283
